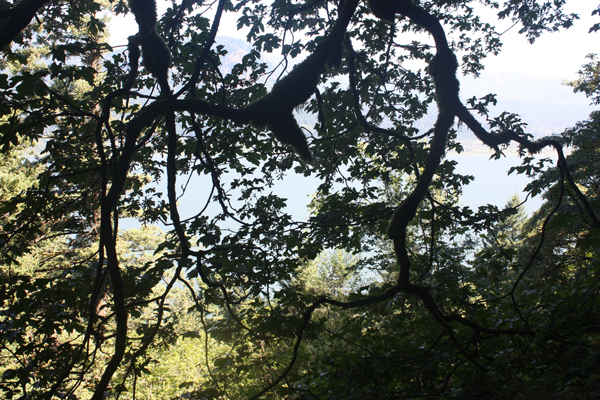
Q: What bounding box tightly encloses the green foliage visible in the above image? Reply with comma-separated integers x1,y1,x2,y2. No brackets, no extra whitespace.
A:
0,1,598,399
566,53,600,105
292,248,362,299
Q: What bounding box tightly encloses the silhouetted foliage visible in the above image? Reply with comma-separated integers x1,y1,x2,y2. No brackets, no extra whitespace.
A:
0,0,599,399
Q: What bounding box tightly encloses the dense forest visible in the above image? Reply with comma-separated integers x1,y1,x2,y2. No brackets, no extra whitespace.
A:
0,0,599,398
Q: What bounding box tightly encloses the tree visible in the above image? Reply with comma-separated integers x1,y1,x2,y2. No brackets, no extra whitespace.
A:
472,194,527,285
0,0,599,398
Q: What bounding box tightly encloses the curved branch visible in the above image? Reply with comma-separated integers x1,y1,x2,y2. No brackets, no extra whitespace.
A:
456,109,600,228
369,1,534,366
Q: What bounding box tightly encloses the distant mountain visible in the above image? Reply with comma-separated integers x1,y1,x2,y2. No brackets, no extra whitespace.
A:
215,36,255,73
215,36,597,154
458,70,595,138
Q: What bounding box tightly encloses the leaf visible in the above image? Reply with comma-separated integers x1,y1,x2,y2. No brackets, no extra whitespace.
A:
213,357,232,369
1,369,17,380
182,331,202,338
576,231,600,251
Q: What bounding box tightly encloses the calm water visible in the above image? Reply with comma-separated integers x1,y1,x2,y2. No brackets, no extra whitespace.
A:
122,154,548,230
265,155,548,220
449,155,547,215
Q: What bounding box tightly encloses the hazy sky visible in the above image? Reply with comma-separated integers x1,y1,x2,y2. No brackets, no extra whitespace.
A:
471,2,598,80
110,1,599,79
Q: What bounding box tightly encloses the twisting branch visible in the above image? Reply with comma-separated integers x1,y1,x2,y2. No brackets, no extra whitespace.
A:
375,0,600,321
87,2,176,395
49,32,135,397
364,0,535,366
456,111,600,228
243,0,360,161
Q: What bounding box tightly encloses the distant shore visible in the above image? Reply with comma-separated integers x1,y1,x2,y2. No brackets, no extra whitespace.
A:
447,139,558,157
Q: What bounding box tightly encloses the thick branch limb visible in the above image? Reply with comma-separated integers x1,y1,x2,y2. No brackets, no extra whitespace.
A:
0,0,50,50
90,212,127,400
243,0,360,161
372,1,533,366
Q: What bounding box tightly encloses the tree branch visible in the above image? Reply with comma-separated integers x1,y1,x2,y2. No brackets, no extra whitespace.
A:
0,0,50,50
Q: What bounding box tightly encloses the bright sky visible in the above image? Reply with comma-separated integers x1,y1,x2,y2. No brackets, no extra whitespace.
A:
109,1,599,81
480,2,599,80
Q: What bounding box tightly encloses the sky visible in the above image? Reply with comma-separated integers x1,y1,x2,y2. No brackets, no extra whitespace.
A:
474,2,598,79
461,2,598,120
110,1,599,79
